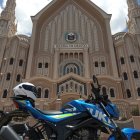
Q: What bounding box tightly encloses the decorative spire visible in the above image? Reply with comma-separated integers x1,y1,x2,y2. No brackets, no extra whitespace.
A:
127,0,140,33
0,0,17,37
1,0,16,21
127,0,139,11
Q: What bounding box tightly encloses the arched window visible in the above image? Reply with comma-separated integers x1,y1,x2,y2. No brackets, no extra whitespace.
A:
19,59,23,66
45,63,48,68
79,53,83,62
75,84,78,92
6,73,11,80
126,89,131,98
70,82,73,88
110,88,115,97
70,67,73,72
102,87,107,95
101,62,105,67
130,55,135,62
66,84,68,92
74,53,78,59
65,53,68,59
44,89,49,98
9,58,14,65
123,72,128,80
16,74,21,82
74,67,77,74
38,63,42,68
3,89,7,98
120,57,125,64
80,86,83,94
66,68,70,74
37,88,41,98
137,88,140,96
133,71,138,78
64,63,81,76
70,53,73,58
95,61,98,67
61,86,64,92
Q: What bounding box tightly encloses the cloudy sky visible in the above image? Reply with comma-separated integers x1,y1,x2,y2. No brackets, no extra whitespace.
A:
0,0,129,36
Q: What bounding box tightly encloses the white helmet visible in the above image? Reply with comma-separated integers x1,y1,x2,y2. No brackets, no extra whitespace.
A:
13,82,37,101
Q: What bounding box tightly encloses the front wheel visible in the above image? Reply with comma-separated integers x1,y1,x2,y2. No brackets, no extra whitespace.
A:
66,127,99,140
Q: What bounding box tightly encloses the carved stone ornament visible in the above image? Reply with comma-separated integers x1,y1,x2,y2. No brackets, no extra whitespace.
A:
65,32,77,42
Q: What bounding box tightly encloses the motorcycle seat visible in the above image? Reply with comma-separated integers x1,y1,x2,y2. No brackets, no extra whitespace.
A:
37,109,63,115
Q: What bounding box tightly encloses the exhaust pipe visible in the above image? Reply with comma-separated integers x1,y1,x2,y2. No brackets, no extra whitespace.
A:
0,125,22,140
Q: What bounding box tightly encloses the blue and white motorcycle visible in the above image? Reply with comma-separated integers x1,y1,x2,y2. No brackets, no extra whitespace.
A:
0,75,140,140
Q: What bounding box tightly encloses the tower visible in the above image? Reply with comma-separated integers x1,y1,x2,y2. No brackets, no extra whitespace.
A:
0,0,17,37
127,0,140,34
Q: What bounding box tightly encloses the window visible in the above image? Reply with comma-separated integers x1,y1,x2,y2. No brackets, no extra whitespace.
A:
137,88,140,96
3,89,7,98
101,62,105,67
133,71,138,78
16,74,21,82
44,89,49,98
95,61,98,67
75,84,78,92
38,63,42,68
126,89,131,98
74,67,77,73
6,73,11,80
102,87,107,95
70,68,73,72
130,55,135,62
66,68,70,74
37,88,41,98
123,72,128,80
80,86,83,92
120,57,125,64
66,84,68,92
110,88,115,97
19,60,23,66
9,58,14,65
45,63,48,68
61,86,64,92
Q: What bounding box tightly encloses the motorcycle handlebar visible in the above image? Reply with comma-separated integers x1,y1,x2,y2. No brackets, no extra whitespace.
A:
91,75,101,100
92,75,99,88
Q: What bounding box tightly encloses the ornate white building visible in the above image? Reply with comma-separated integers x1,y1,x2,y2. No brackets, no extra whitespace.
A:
0,0,140,118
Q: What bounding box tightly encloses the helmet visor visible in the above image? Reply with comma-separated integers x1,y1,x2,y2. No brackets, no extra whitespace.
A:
22,84,38,97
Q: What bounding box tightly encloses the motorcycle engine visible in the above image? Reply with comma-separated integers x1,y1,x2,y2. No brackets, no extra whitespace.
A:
67,128,98,140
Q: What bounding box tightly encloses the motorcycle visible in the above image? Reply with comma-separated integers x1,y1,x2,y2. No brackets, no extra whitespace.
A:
0,75,140,140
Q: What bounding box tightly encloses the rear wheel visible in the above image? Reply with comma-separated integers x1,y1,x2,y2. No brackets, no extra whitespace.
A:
66,127,99,140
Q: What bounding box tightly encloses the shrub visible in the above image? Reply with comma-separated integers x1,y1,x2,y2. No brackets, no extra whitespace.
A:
131,108,140,116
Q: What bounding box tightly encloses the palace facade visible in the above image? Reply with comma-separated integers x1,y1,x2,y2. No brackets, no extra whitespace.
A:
0,0,140,120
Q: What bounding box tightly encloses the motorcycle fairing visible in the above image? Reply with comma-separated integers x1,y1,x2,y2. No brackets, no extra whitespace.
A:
122,128,140,140
105,103,120,119
64,100,116,129
108,128,140,140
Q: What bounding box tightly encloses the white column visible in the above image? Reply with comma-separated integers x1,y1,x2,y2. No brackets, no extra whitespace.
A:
105,18,119,78
25,19,37,79
53,48,59,79
84,47,90,78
